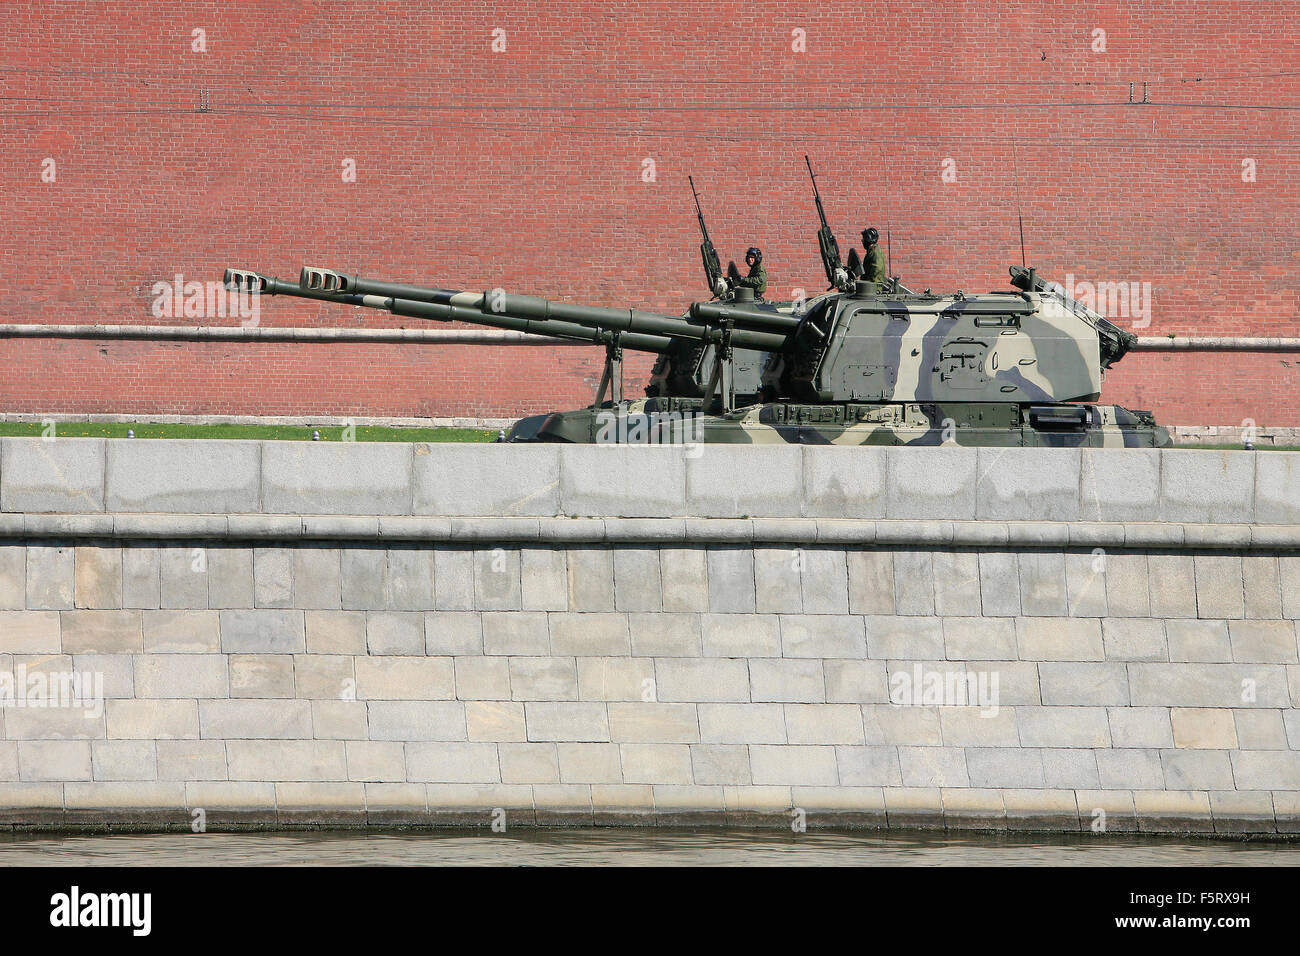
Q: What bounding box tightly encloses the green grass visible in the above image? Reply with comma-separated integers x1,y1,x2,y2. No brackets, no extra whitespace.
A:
0,422,498,442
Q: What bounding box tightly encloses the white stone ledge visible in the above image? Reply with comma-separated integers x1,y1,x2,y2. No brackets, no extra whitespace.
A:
5,513,1300,550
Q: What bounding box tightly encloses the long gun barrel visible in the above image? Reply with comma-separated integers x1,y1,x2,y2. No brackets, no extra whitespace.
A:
689,176,725,297
805,155,847,291
224,267,795,354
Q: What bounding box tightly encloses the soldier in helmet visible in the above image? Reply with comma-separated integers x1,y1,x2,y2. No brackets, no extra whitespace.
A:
861,228,887,289
727,246,767,299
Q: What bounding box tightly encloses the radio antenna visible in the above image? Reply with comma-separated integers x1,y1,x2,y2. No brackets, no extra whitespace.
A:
1011,141,1027,268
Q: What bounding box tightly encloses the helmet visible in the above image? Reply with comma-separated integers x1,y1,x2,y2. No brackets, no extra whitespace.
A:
746,246,762,262
862,228,879,245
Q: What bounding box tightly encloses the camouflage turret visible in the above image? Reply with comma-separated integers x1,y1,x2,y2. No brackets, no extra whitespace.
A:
223,259,1169,447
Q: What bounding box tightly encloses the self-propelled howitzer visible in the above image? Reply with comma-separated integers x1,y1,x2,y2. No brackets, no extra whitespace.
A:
222,264,1170,446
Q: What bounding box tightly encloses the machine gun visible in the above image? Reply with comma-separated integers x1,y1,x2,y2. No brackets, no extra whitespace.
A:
689,176,727,299
805,155,850,292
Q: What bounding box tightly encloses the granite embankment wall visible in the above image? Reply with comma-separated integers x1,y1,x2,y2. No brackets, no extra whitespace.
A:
1,440,1299,834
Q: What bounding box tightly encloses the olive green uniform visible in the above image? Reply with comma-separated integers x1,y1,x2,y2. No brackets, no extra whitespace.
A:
734,262,767,297
863,244,886,287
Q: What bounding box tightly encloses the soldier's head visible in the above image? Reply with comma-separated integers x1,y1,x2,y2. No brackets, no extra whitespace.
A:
745,247,762,267
862,228,879,248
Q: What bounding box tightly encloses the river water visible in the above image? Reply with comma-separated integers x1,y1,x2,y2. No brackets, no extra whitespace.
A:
1,828,1297,866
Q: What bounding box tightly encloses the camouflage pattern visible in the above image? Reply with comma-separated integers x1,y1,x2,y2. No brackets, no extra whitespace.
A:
223,262,1170,448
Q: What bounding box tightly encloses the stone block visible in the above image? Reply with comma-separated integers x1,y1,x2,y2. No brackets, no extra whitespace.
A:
1015,617,1103,661
847,550,895,615
655,658,749,702
292,547,342,610
942,617,1016,660
1228,620,1298,663
61,610,142,653
782,614,866,658
565,547,614,612
414,444,560,516
1079,448,1160,523
619,743,692,784
784,703,865,745
73,545,121,609
1160,749,1235,790
305,610,368,655
866,615,943,659
367,701,467,741
833,746,901,787
686,445,801,518
698,703,787,744
627,612,699,657
862,705,943,746
1095,749,1165,789
559,445,687,517
977,551,1021,617
421,610,480,655
1128,663,1289,708
464,700,526,742
886,447,977,519
2,437,105,512
219,609,305,653
1194,555,1244,619
498,742,561,784
799,548,850,614
345,740,407,783
226,740,348,781
206,547,252,609
17,740,92,781
1159,449,1255,523
521,547,567,611
976,447,1081,520
1166,619,1231,663
142,609,220,653
823,659,889,703
937,707,1020,746
312,700,368,740
1233,751,1300,789
0,547,25,610
1170,708,1238,749
706,547,756,613
1242,556,1282,620
549,612,630,655
0,610,59,653
1042,750,1100,789
1102,619,1167,661
156,740,228,781
229,654,295,698
557,743,624,784
200,699,312,739
353,657,454,700
1255,452,1300,523
612,547,663,612
134,653,228,698
1017,706,1111,747
366,611,425,655
750,745,839,786
659,547,709,612
896,747,969,788
1147,554,1197,618
454,657,510,701
931,551,981,617
160,545,208,609
105,439,258,513
26,545,73,610
524,702,610,742
473,548,521,611
1107,707,1173,748
576,657,654,702
292,654,354,699
892,550,935,615
262,441,412,515
802,447,887,519
105,699,199,739
341,547,387,611
1017,552,1067,616
964,748,1046,788
748,659,824,703
509,656,578,700
1236,709,1288,749
1103,553,1151,618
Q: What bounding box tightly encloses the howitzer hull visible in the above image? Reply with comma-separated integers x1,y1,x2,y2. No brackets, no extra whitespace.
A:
504,399,1172,447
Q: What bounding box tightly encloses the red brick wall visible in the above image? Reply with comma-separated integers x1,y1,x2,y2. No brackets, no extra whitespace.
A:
1,1,1296,425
